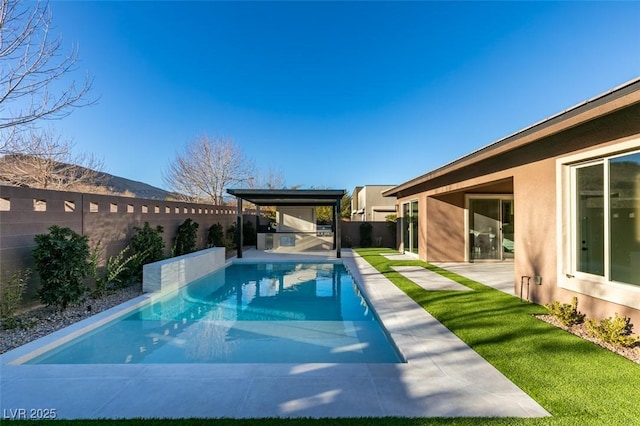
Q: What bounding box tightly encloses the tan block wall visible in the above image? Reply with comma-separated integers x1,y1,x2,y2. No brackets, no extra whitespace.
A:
0,185,254,303
340,220,396,248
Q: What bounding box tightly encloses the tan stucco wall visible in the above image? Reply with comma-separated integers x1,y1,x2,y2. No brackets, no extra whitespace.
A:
351,185,396,221
425,193,465,261
392,101,640,328
512,159,558,303
276,206,316,232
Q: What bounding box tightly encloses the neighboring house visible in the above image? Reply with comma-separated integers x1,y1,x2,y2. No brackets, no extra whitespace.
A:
383,78,640,327
351,185,397,221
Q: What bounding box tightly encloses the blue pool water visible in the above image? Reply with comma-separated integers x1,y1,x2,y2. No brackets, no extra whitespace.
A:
27,262,402,364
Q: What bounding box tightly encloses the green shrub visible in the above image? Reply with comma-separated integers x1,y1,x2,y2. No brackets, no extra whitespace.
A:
586,313,640,348
243,220,256,246
359,222,373,247
0,268,31,328
128,222,165,281
545,297,586,327
225,223,237,250
386,214,397,237
93,245,144,295
33,226,90,311
207,223,224,247
173,218,199,256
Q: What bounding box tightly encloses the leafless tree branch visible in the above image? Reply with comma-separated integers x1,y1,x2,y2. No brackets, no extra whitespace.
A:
248,166,286,190
0,0,94,152
0,126,104,190
163,135,255,205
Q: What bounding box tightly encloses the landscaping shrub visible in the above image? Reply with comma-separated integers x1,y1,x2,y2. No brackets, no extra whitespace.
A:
386,213,397,237
32,225,91,311
545,296,586,327
0,268,31,328
243,220,256,246
359,222,373,247
173,218,199,256
128,222,165,281
207,223,224,247
586,313,640,347
92,246,144,295
225,223,237,250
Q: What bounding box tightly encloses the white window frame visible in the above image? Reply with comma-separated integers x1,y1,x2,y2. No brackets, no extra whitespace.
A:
401,199,419,256
556,137,640,310
464,194,515,262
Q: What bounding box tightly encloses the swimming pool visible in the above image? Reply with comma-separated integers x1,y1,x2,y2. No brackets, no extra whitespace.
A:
26,262,403,364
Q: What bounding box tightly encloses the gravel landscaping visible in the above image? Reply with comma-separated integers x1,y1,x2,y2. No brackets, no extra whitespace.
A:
536,314,640,364
0,284,143,355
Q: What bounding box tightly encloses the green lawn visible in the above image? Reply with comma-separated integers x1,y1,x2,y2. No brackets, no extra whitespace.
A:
32,249,640,425
352,248,640,426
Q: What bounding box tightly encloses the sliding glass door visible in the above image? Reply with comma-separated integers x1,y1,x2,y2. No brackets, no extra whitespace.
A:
402,200,419,254
468,196,514,261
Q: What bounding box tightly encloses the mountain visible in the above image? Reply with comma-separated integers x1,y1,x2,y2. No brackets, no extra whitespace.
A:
0,154,175,200
96,171,175,200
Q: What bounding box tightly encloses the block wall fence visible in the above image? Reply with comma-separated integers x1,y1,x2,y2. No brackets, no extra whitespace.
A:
0,185,397,304
0,185,256,301
340,221,396,250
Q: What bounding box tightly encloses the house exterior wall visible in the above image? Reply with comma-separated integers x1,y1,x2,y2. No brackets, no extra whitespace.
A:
425,193,466,261
350,185,396,221
390,86,640,328
513,158,558,308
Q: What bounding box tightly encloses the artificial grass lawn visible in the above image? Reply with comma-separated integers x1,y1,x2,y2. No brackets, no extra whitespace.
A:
26,249,640,425
353,248,640,426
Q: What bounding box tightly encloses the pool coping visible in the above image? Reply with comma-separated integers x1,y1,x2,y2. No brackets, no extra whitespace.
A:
0,249,550,419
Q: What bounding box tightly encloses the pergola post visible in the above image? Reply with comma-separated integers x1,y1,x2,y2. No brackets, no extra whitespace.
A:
255,205,260,249
236,198,243,259
335,197,341,258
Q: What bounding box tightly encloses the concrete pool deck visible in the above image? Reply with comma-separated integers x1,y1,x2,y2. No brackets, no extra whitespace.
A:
0,249,548,419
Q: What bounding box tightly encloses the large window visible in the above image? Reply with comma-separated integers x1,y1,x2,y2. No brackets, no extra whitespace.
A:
569,150,640,286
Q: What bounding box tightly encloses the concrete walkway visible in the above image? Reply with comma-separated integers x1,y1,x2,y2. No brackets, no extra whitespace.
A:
431,262,516,295
0,249,546,419
381,251,516,295
390,266,472,291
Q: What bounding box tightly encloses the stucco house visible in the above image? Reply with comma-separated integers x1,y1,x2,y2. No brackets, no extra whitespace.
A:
383,78,640,326
351,185,397,221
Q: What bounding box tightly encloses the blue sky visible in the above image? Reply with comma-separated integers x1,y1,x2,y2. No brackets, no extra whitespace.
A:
49,1,640,194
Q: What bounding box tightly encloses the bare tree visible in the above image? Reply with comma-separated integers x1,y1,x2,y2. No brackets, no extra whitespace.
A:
0,0,93,152
163,135,255,205
0,126,104,190
248,166,286,190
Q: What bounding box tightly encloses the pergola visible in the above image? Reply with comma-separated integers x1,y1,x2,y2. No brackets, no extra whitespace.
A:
226,189,346,258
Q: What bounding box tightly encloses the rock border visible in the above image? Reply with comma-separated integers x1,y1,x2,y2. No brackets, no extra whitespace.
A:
535,314,640,364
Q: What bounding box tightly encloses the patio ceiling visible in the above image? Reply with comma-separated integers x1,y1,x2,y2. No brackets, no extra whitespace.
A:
226,189,346,206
